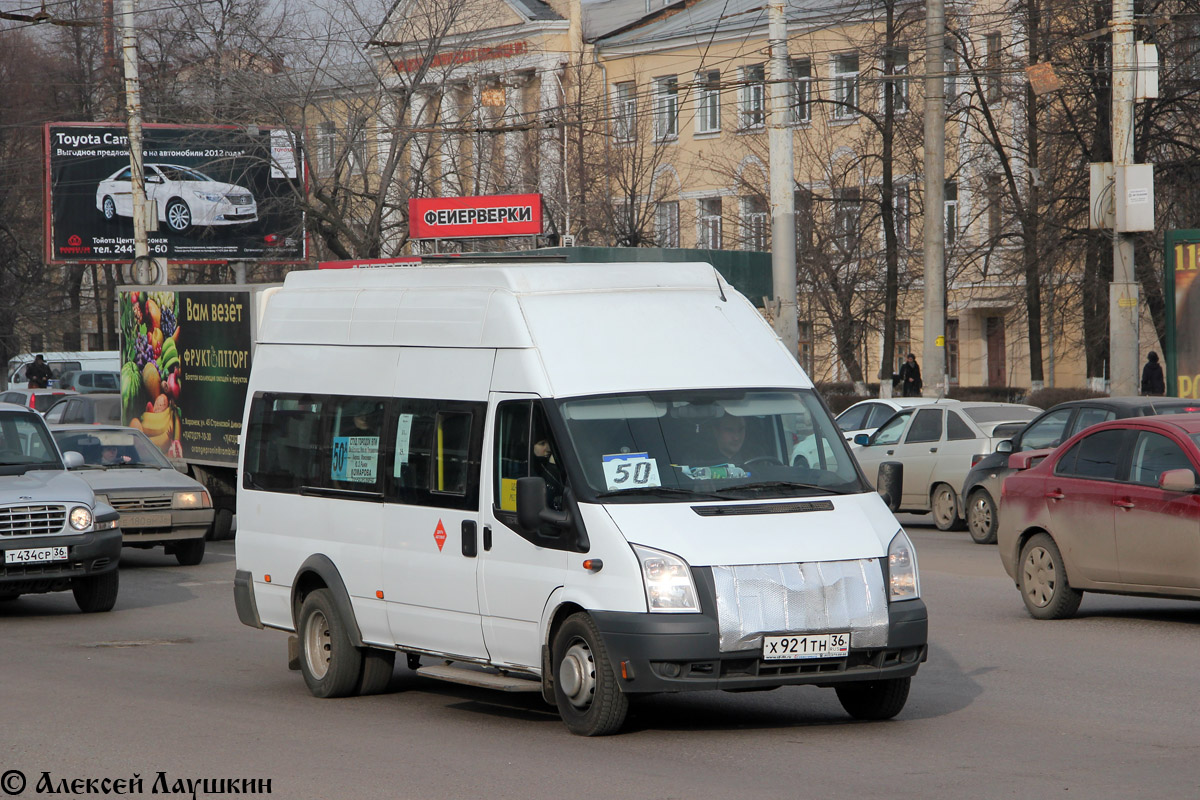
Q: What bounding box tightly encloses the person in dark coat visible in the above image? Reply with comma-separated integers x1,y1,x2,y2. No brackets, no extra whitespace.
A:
26,354,52,389
896,353,923,397
1141,351,1165,396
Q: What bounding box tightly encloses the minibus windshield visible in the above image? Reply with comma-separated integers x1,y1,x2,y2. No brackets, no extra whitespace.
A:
557,389,866,501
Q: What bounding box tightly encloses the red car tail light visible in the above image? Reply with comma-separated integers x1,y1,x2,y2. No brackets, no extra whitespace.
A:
971,453,985,467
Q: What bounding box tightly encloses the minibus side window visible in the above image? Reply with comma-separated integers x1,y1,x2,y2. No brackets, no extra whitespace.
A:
386,398,485,511
325,397,387,493
244,393,327,492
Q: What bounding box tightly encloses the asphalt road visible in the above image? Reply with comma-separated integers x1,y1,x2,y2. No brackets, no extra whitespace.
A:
3,520,1198,800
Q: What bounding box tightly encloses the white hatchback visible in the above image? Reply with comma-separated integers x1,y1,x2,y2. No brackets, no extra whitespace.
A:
96,163,258,234
851,400,1039,530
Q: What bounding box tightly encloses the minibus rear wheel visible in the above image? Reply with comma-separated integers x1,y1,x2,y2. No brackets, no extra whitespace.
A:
298,589,362,698
835,677,911,720
551,612,628,736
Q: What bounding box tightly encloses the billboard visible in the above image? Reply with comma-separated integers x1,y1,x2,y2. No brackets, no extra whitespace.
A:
409,193,542,239
46,123,306,263
118,288,255,466
1165,230,1200,398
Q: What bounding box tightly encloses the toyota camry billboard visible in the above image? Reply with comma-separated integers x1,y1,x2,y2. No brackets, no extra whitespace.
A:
46,122,306,263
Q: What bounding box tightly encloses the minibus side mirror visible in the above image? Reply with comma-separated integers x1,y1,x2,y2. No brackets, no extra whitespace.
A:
853,433,871,446
877,461,903,512
516,477,572,533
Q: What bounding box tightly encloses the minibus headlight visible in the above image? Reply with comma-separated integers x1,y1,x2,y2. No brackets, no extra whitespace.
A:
633,544,699,613
173,490,212,509
69,506,93,531
888,529,920,601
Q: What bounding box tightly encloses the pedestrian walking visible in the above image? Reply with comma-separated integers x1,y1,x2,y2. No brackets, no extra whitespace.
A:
897,353,923,397
1141,351,1165,396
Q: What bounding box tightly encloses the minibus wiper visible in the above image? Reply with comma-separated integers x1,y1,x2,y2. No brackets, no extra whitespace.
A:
595,486,727,500
713,481,847,496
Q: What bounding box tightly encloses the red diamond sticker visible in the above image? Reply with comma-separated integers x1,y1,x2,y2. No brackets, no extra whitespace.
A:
433,520,447,552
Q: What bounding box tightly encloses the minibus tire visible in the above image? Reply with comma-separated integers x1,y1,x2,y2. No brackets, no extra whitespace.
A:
298,589,363,698
551,612,628,736
835,677,911,720
357,648,396,695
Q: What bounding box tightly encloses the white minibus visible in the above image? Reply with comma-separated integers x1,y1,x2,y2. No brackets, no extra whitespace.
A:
234,262,926,735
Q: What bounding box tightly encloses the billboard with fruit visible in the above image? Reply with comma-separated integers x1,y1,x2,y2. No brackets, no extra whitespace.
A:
119,288,254,465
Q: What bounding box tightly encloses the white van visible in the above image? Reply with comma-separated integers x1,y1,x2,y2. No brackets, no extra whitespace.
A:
233,262,926,735
7,351,120,390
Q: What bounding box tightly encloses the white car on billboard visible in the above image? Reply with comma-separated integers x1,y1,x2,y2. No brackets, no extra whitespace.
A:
95,163,258,234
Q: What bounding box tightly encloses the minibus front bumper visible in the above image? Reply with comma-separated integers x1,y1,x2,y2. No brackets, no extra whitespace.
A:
590,598,927,694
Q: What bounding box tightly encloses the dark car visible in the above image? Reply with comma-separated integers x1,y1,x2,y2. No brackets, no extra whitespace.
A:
43,393,123,426
961,396,1200,544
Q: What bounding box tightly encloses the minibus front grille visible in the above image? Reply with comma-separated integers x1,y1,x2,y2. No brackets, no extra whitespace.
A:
712,559,888,653
692,500,834,517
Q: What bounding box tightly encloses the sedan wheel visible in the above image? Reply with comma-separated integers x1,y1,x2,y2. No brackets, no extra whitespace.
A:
931,484,966,531
165,199,192,233
1018,533,1083,620
967,490,998,544
102,196,116,220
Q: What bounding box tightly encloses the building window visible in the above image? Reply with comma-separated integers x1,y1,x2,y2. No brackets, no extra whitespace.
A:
944,37,958,105
87,333,103,350
655,201,680,247
986,174,1002,240
894,319,912,372
1179,20,1200,81
654,76,678,139
945,181,958,245
62,331,80,351
696,69,721,133
834,187,861,252
348,116,368,175
317,121,337,173
893,183,910,248
614,82,637,142
741,196,768,251
985,32,1002,101
883,47,909,114
741,64,765,128
947,318,960,383
798,321,815,374
698,197,722,249
795,189,814,253
790,59,811,123
832,54,859,118
30,334,43,352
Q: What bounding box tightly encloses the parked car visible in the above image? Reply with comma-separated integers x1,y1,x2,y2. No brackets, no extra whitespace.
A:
50,424,213,565
58,370,120,394
0,402,122,611
95,163,258,234
961,397,1200,544
834,397,955,442
998,416,1200,619
852,400,1040,530
43,393,123,426
0,388,78,414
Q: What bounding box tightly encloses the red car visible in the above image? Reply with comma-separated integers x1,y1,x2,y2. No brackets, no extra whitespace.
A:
998,416,1200,619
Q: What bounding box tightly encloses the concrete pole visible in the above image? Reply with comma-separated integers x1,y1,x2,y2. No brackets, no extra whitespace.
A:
119,0,167,285
922,0,946,396
768,2,798,358
1109,1,1139,395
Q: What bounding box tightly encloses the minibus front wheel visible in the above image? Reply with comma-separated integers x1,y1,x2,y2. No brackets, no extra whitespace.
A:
298,588,363,698
551,612,628,736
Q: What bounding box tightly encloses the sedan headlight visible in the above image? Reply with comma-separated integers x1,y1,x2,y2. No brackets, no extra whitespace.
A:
887,529,920,601
633,544,699,613
194,191,224,202
69,506,93,531
172,490,212,509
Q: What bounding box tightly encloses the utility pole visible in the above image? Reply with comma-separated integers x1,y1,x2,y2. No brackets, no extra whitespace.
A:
768,1,798,358
1109,0,1139,395
119,0,166,285
922,0,945,396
